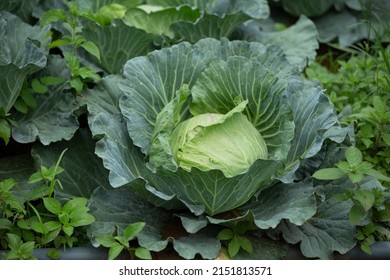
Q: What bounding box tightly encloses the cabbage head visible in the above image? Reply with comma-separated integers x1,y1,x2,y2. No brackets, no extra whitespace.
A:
90,38,349,216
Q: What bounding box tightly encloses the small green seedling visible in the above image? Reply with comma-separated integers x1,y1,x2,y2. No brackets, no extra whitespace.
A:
96,222,151,260
217,221,253,258
1,234,36,260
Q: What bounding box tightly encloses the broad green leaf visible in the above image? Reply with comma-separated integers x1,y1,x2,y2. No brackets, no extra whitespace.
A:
11,56,78,145
40,76,66,86
353,189,375,212
31,129,110,199
349,204,368,224
0,12,48,114
217,229,234,241
0,118,10,144
80,41,100,61
123,5,200,37
312,168,346,180
70,212,96,227
49,39,70,49
108,243,124,260
172,232,221,259
90,114,146,188
241,180,317,229
281,79,350,183
170,13,251,43
383,134,390,146
95,235,118,247
240,16,319,71
178,214,208,233
135,247,152,259
40,9,68,26
365,169,390,182
43,197,62,214
345,146,363,166
81,75,125,120
88,186,220,259
115,235,129,246
69,77,83,93
63,52,80,72
238,236,253,254
62,197,88,214
148,0,270,19
6,233,23,250
43,221,62,232
0,219,13,230
278,0,335,17
13,99,28,114
87,186,172,252
83,21,154,74
0,154,37,200
228,236,240,257
77,66,101,81
314,10,369,47
124,222,146,241
31,79,47,94
279,184,356,259
0,178,17,191
348,172,364,183
94,3,127,25
148,158,281,215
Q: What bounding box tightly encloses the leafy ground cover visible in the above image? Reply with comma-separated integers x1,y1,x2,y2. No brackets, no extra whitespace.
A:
1,0,389,260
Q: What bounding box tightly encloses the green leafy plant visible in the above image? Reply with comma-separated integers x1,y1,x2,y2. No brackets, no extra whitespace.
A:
40,1,101,94
306,45,390,188
96,222,151,260
313,146,390,254
1,233,36,260
217,222,253,258
0,149,95,259
14,76,66,115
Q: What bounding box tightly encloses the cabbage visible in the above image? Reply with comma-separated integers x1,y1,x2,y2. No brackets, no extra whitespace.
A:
170,100,268,177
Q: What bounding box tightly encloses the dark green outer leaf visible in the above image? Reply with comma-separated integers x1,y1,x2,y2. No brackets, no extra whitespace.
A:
91,113,146,188
123,5,200,38
0,153,38,201
0,12,48,113
87,186,171,251
81,74,125,120
280,79,350,182
147,159,281,215
241,16,319,71
31,129,110,199
171,13,251,43
148,0,270,19
173,233,221,259
241,180,317,229
83,21,154,74
88,185,222,259
11,55,77,145
279,0,335,17
278,184,356,259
